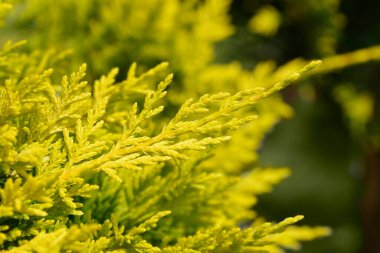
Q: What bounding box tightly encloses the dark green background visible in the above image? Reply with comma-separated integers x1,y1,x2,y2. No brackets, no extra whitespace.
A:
216,1,380,252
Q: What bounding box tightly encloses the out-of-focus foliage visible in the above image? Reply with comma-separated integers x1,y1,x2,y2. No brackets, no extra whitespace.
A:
334,85,374,138
283,0,345,56
210,1,380,253
248,5,281,37
223,1,380,253
9,0,233,83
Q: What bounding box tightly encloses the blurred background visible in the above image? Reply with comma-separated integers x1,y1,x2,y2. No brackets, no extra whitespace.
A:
217,1,380,253
4,0,380,252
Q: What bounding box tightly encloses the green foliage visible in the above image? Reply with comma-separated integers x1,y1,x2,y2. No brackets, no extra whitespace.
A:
0,1,356,252
9,0,232,80
0,37,327,250
6,0,301,176
0,8,329,252
248,5,281,37
334,84,374,137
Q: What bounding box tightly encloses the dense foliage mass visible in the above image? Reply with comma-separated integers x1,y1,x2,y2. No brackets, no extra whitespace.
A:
0,0,379,252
